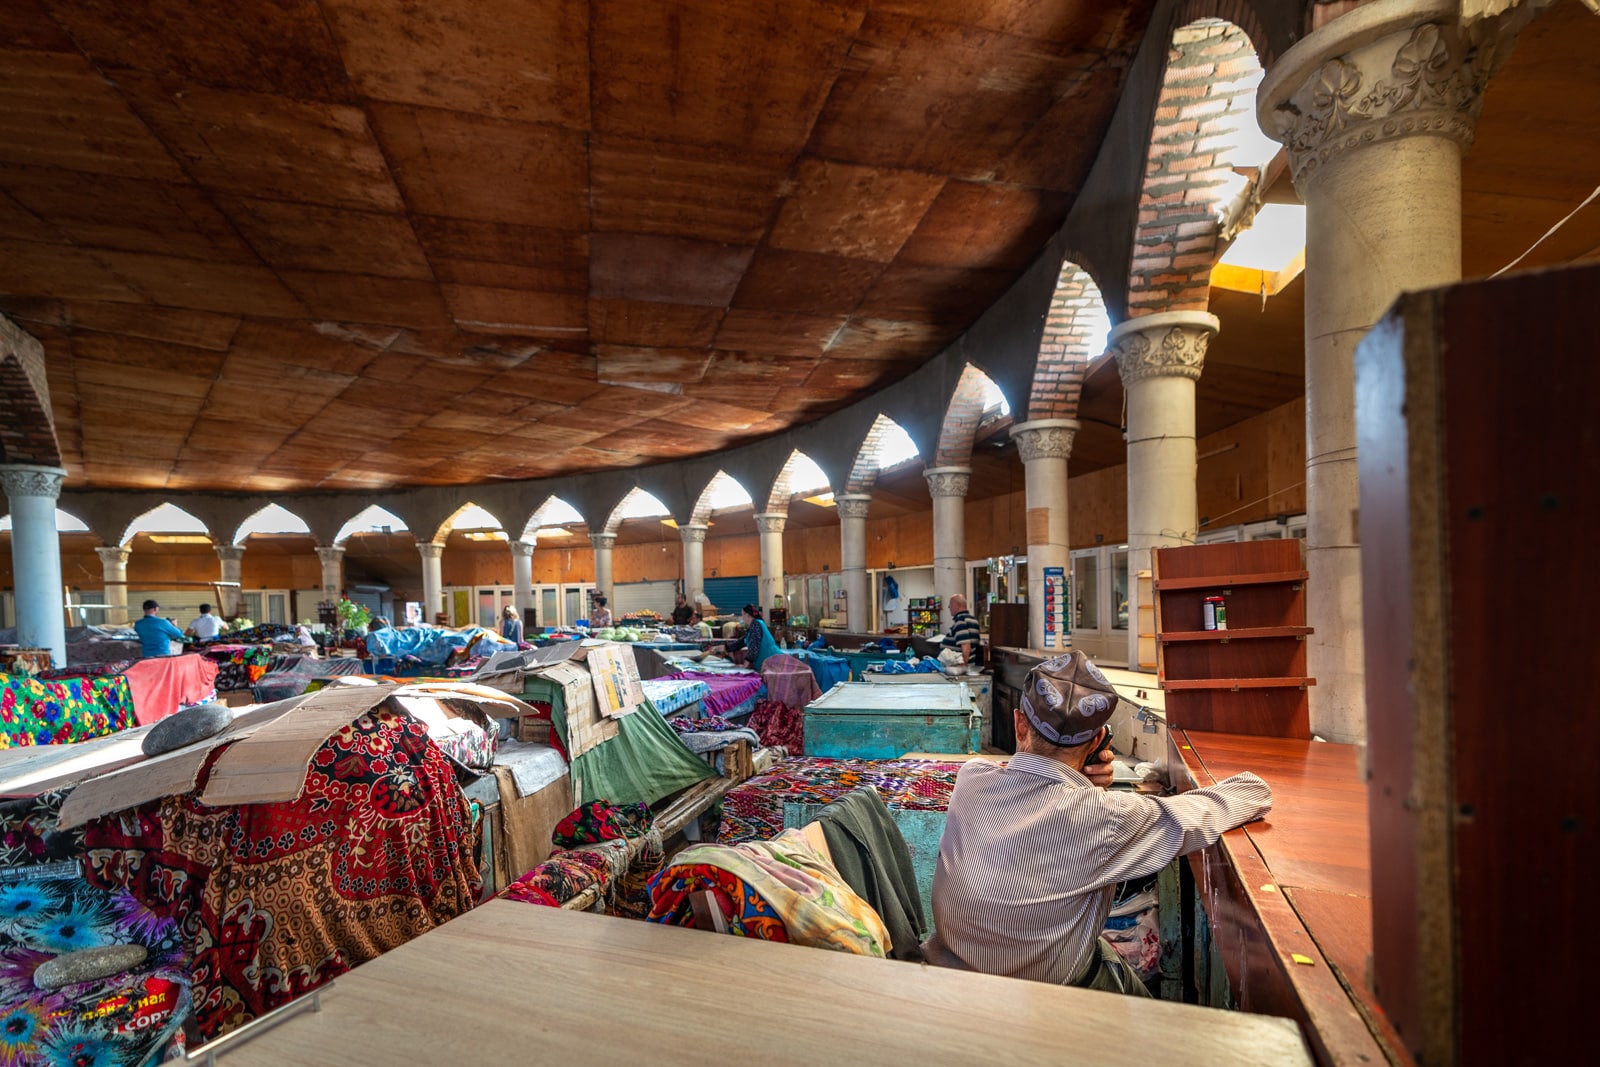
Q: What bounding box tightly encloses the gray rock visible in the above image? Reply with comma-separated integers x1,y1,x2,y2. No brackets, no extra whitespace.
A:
34,944,149,990
141,701,233,756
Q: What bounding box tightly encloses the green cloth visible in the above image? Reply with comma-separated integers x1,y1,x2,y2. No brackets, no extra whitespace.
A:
815,786,927,962
553,697,714,807
1079,938,1153,997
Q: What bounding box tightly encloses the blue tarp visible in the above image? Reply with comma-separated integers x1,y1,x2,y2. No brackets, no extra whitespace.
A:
364,624,501,666
794,649,850,693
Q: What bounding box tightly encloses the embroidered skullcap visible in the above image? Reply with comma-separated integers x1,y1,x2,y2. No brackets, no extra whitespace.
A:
1020,650,1118,746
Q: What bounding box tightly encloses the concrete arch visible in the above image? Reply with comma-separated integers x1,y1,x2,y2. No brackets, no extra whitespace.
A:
689,471,753,526
1028,263,1111,422
602,487,672,536
933,364,1010,469
845,414,920,493
765,450,832,514
119,502,211,546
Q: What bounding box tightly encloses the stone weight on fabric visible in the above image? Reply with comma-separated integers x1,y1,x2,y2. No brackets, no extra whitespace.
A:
141,701,232,755
34,944,150,990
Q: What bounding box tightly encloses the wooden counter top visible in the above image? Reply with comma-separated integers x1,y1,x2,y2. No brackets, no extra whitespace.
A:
207,900,1314,1067
1173,730,1407,1067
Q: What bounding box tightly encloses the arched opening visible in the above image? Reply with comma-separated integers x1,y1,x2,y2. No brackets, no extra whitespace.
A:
767,450,832,513
0,508,98,630
844,414,920,493
334,505,410,545
1029,263,1111,422
434,502,506,544
934,364,1010,469
688,471,753,526
120,502,211,545
519,496,591,629
231,503,311,544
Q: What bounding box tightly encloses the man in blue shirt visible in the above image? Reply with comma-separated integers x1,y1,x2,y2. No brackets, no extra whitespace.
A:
134,600,188,658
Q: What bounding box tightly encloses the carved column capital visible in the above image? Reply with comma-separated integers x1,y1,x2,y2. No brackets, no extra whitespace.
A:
1010,419,1080,463
315,545,346,565
589,533,616,552
0,464,66,501
754,513,787,535
416,541,444,560
923,467,972,499
214,544,245,563
836,494,872,520
1258,0,1523,189
509,539,536,558
95,545,132,568
1109,312,1219,386
679,523,708,544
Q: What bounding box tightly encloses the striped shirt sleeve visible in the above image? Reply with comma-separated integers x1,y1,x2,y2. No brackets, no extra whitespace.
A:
1085,771,1274,891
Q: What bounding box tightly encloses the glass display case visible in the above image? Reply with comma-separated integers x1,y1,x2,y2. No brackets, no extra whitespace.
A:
1072,554,1098,630
1112,548,1130,631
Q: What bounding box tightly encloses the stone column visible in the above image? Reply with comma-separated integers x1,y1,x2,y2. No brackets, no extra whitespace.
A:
923,467,971,612
510,539,536,619
679,523,708,606
0,464,67,665
1259,0,1511,741
417,541,444,624
314,545,345,601
1011,420,1079,653
1110,311,1218,670
837,494,872,632
589,533,615,606
754,513,786,614
214,544,245,618
95,545,132,626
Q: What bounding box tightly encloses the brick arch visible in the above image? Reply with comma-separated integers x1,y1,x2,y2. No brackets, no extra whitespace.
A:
689,471,751,526
1127,17,1265,317
431,501,507,544
933,364,1007,469
1,316,62,468
1028,263,1109,422
602,487,670,536
765,451,828,515
844,414,918,493
1171,0,1279,67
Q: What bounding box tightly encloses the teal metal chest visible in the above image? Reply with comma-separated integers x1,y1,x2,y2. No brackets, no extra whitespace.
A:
804,681,980,759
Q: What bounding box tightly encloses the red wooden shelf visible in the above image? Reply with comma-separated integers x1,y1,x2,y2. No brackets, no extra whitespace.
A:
1159,626,1313,643
1153,570,1308,591
1162,676,1316,691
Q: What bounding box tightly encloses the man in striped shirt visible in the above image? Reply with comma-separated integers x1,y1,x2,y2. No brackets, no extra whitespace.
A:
922,650,1272,993
943,594,981,664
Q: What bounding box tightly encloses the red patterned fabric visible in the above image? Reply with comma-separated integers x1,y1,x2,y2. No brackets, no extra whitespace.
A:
747,699,804,752
646,863,790,942
82,706,480,1039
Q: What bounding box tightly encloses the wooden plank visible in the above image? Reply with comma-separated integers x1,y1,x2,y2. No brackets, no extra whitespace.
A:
1155,571,1308,591
205,900,1315,1067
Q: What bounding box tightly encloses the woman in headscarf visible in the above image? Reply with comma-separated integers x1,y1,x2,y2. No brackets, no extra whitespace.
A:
737,603,782,671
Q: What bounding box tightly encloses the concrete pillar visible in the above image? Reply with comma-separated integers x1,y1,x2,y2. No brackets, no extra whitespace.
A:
1258,0,1510,741
1110,311,1218,671
417,541,444,623
679,523,708,606
589,533,615,605
837,494,871,632
923,467,971,611
214,544,245,618
314,545,345,601
510,539,536,618
0,464,67,665
95,545,132,626
1011,420,1079,653
754,513,786,614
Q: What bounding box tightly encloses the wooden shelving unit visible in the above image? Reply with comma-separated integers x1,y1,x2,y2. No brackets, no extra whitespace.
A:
1154,540,1314,739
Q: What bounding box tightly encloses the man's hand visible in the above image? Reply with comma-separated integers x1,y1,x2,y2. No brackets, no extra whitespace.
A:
1083,747,1115,790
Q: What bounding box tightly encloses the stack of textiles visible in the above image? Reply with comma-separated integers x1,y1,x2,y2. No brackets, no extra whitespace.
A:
1,790,192,1063
0,673,135,749
192,623,294,647
866,657,945,676
746,654,820,751
640,676,710,717
658,670,763,717
718,757,963,843
501,801,663,918
646,828,890,956
82,705,481,1039
670,715,761,772
197,644,273,690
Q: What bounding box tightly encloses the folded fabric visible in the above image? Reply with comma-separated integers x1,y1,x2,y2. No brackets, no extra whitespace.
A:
658,671,762,715
814,787,927,962
552,800,653,849
501,829,663,919
647,828,890,957
867,657,944,675
718,757,962,844
502,847,615,908
747,699,804,752
669,715,761,755
1,673,136,749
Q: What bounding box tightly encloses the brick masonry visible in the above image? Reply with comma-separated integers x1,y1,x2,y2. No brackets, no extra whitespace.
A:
844,414,910,493
1127,18,1263,317
934,364,1003,469
0,314,62,469
1028,264,1106,421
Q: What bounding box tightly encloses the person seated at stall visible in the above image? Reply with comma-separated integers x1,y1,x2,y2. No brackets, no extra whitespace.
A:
134,600,188,658
185,603,225,640
589,595,613,630
671,593,693,627
942,594,982,665
500,604,524,644
724,604,781,670
922,650,1272,995
690,609,713,639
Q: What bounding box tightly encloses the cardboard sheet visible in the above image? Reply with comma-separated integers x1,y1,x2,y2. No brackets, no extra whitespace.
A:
583,643,645,718
546,662,615,758
0,727,153,797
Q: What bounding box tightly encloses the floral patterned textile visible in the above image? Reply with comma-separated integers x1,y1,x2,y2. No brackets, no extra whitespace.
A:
657,671,763,716
0,874,191,1067
0,792,82,873
191,624,294,648
746,699,804,752
195,646,273,691
0,673,136,750
551,801,652,849
718,757,962,844
501,829,664,919
82,706,481,1039
648,828,889,956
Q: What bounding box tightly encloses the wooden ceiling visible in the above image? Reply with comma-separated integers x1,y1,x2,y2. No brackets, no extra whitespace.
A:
0,0,1155,492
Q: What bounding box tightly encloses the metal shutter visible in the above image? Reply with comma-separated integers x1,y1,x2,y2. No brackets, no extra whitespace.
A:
613,579,679,618
701,576,758,617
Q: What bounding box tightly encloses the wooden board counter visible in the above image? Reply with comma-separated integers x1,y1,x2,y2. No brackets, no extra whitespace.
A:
204,899,1313,1067
1171,730,1407,1066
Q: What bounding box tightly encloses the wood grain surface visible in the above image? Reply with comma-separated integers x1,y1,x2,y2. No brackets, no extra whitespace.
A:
207,900,1313,1067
